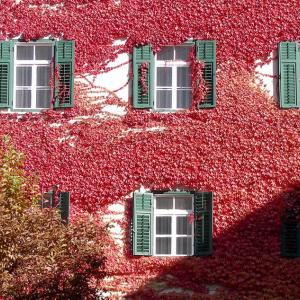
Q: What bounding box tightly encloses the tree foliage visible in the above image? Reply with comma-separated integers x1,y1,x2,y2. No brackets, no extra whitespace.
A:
0,138,107,299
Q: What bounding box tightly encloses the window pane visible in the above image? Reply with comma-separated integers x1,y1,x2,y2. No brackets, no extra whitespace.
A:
16,67,32,86
176,216,192,235
175,46,192,61
156,216,171,234
157,46,173,60
17,46,34,60
157,67,172,87
37,66,50,86
177,67,191,88
156,237,171,255
156,90,172,108
176,237,192,255
36,90,51,108
175,196,193,210
156,196,173,209
15,90,31,108
177,90,191,109
35,46,52,60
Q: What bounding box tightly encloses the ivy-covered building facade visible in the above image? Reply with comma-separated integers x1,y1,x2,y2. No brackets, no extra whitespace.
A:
0,0,299,298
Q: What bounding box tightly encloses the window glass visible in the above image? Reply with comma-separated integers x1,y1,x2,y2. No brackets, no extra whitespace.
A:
156,90,172,108
176,216,192,235
155,44,192,110
156,196,173,209
175,196,193,210
15,90,31,108
154,194,194,256
36,66,50,86
17,46,34,60
157,67,172,87
35,46,52,60
176,237,192,255
16,67,32,86
177,90,192,109
177,67,191,88
36,90,51,108
14,44,54,109
156,216,171,234
157,46,173,60
156,237,171,254
175,46,192,61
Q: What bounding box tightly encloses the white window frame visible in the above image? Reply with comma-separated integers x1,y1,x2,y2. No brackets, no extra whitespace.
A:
154,45,192,110
14,43,53,110
153,194,194,256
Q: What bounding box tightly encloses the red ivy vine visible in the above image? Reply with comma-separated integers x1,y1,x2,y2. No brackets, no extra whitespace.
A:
189,50,207,109
0,0,300,299
139,62,149,96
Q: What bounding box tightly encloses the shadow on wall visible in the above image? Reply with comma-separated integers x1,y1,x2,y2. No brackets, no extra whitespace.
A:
125,187,300,299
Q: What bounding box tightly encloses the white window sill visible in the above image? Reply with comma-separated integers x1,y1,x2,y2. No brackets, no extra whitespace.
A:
154,254,194,257
150,108,190,113
0,108,52,114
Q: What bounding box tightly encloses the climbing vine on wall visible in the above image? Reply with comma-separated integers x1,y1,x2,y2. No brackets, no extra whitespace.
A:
0,0,300,298
139,62,149,96
189,50,207,108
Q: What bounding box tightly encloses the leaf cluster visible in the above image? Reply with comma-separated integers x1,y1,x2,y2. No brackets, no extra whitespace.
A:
0,138,107,299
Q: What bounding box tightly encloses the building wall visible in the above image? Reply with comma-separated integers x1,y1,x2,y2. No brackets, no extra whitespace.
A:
255,51,278,99
1,1,300,299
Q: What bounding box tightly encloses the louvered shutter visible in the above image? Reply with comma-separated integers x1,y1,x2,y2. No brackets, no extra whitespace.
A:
279,42,300,108
281,213,300,257
54,40,75,108
0,41,13,108
58,191,70,224
194,191,213,256
132,45,154,108
196,40,216,108
133,192,153,255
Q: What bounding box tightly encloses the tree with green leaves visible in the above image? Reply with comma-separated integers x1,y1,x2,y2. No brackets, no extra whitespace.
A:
0,137,108,299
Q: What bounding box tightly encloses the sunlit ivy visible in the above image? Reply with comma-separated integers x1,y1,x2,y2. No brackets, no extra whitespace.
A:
0,0,300,298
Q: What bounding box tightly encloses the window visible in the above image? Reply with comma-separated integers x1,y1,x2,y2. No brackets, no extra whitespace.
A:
281,217,300,257
154,194,193,256
0,39,75,110
279,41,300,108
40,190,70,224
132,40,216,110
133,191,213,257
280,197,300,257
155,45,192,110
14,44,53,109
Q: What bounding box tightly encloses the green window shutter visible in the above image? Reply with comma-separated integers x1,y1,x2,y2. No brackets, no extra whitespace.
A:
281,215,300,257
54,40,75,108
195,40,216,108
58,191,70,224
279,42,300,108
194,191,213,256
132,45,154,109
0,41,13,108
133,192,153,255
